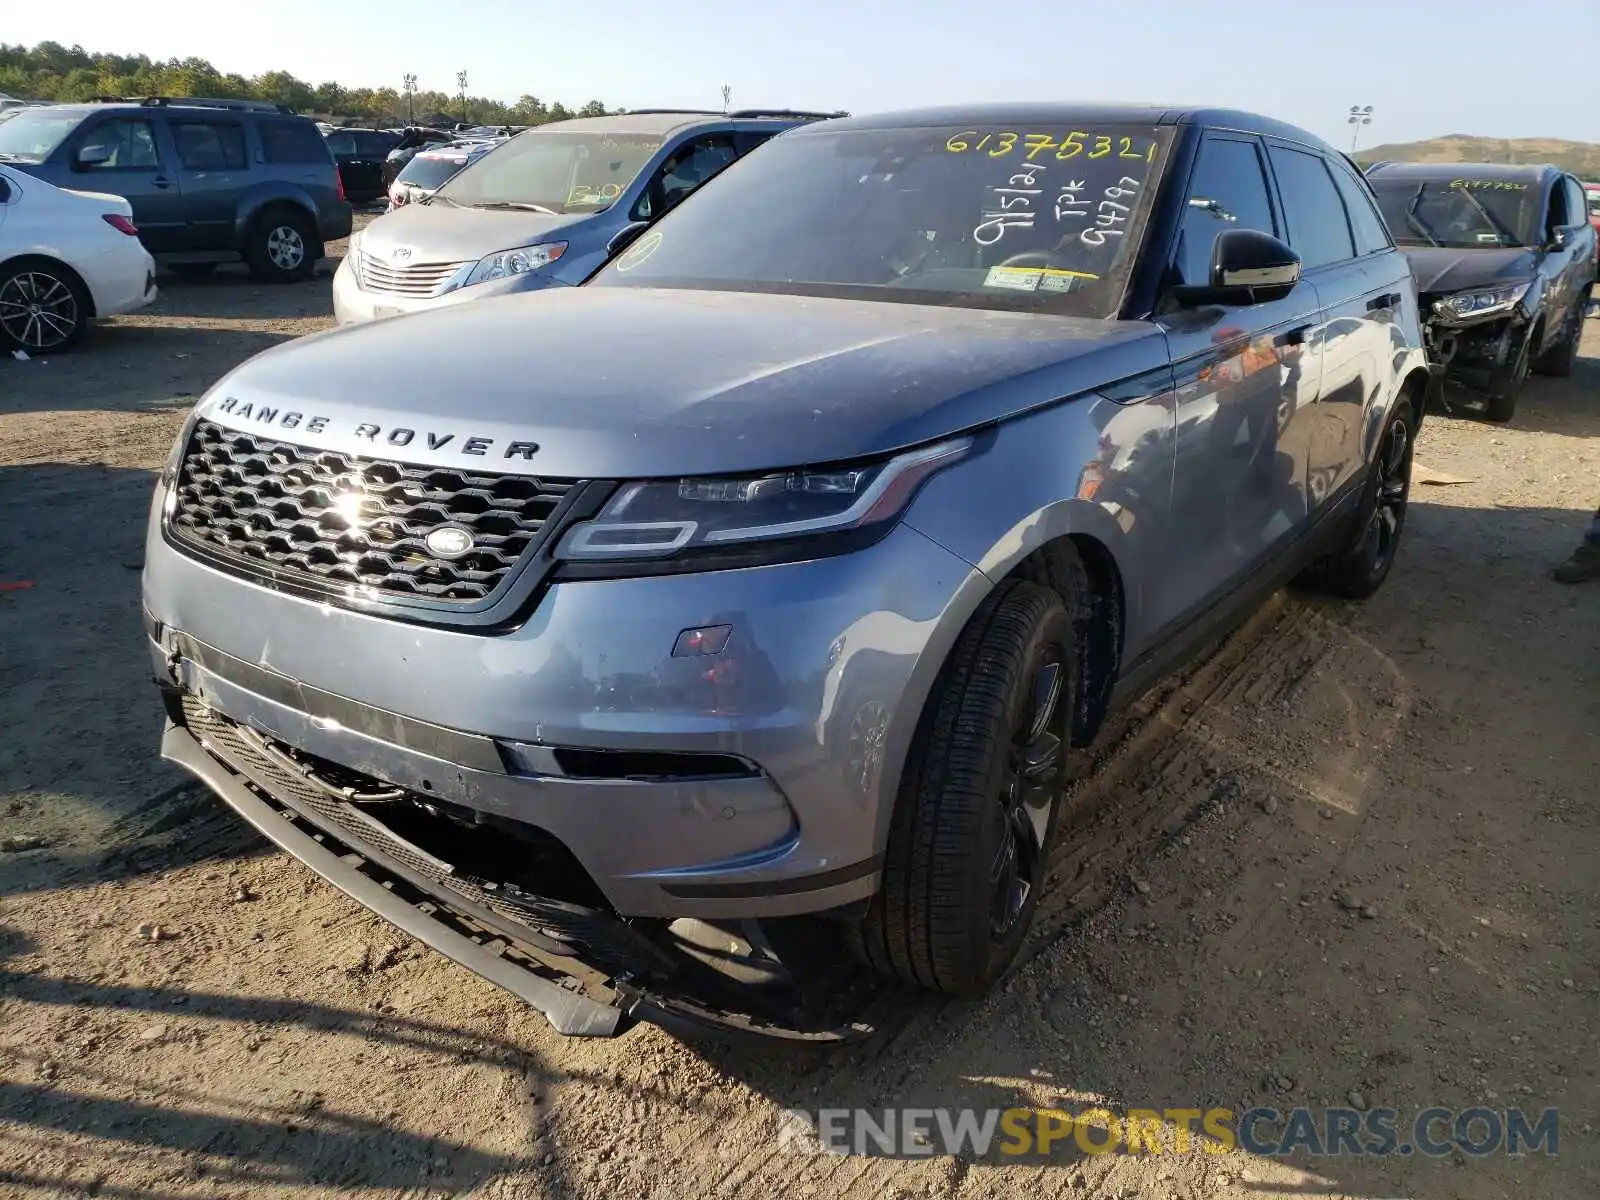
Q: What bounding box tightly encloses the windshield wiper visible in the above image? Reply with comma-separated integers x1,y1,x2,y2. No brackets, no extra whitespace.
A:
1402,186,1441,247
1450,185,1520,244
469,200,559,215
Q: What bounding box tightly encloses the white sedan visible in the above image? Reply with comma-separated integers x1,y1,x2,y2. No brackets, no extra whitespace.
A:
0,163,157,353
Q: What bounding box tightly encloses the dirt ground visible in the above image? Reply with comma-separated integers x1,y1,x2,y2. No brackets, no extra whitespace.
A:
1,222,1597,1200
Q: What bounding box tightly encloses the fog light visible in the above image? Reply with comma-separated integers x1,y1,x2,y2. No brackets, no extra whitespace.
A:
673,625,732,658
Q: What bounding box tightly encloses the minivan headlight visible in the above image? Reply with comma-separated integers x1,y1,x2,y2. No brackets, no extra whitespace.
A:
464,242,567,287
1431,281,1529,323
557,437,974,561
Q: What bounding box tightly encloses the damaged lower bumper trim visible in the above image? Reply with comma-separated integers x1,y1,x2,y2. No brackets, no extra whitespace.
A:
161,720,626,1037
161,711,879,1044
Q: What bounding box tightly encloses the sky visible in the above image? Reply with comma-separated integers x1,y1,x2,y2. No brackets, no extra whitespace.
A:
9,0,1598,148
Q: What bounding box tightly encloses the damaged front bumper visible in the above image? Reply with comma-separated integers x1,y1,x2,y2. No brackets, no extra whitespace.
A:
160,687,894,1044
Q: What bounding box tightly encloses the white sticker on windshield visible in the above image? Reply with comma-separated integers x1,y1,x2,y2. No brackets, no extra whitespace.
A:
983,266,1043,292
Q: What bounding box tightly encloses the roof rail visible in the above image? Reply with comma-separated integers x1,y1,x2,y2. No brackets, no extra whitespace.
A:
727,108,849,121
618,108,720,117
86,95,293,114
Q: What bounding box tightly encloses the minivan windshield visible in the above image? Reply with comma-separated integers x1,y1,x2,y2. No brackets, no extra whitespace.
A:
435,129,663,214
0,109,84,162
1368,176,1542,248
589,122,1175,316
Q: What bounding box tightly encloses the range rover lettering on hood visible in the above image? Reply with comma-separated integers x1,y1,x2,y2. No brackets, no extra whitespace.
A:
210,396,540,460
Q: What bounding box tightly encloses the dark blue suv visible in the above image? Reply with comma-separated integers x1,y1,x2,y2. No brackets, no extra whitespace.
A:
0,96,353,282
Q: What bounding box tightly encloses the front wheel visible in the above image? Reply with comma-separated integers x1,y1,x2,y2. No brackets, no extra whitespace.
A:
1484,327,1533,423
245,209,318,283
850,580,1072,996
1533,300,1585,378
0,260,90,354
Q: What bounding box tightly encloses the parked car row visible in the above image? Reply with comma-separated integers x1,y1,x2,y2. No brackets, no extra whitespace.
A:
0,94,350,303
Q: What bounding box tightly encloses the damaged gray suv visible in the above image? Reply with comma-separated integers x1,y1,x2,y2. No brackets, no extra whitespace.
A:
144,104,1430,1041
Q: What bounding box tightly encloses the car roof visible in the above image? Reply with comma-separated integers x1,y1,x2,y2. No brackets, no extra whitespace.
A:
1366,160,1557,182
32,101,308,121
527,109,837,138
810,103,1343,155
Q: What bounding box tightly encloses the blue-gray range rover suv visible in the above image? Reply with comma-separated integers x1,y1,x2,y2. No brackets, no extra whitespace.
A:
143,104,1431,1041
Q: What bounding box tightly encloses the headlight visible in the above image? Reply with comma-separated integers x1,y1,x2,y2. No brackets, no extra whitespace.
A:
346,229,364,279
1432,281,1530,323
463,242,567,287
557,437,974,561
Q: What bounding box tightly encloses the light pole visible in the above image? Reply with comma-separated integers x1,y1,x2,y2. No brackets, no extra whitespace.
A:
1348,104,1374,155
457,71,469,125
403,73,417,124
721,84,731,114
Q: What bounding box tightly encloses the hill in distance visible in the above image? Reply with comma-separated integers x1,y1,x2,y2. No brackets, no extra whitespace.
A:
1356,135,1600,179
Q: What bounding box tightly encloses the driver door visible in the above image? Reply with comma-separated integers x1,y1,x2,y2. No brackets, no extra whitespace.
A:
1149,132,1325,643
67,114,188,251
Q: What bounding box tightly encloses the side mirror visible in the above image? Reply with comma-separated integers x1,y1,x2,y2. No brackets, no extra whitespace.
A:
606,221,651,257
75,144,112,168
1172,229,1301,308
1547,227,1570,250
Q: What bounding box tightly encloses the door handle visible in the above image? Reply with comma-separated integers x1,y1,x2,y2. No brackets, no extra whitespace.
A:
152,176,173,189
1366,292,1400,312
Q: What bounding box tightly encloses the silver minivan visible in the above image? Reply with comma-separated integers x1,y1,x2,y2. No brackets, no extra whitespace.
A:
333,109,839,324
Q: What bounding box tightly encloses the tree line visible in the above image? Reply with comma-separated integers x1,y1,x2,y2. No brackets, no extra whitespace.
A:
0,42,613,126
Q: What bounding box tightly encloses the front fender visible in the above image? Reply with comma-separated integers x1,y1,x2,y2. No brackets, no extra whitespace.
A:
902,391,1176,665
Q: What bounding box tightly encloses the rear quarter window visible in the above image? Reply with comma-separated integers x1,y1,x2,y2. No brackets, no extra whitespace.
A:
260,119,332,165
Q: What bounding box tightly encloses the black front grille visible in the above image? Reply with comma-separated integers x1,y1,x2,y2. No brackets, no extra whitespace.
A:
168,420,576,604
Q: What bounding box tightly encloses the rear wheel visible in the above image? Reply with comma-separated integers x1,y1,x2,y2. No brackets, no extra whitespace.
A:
245,208,318,283
0,259,90,354
850,580,1071,996
1297,400,1416,599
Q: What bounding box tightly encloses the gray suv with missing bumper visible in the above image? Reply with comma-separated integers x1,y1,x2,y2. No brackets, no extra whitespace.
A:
145,103,1429,1041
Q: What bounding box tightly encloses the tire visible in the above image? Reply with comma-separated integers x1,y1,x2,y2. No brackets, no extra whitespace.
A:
0,258,91,354
850,579,1073,996
168,263,219,281
245,208,318,283
1297,399,1416,600
1532,306,1582,378
1484,327,1533,423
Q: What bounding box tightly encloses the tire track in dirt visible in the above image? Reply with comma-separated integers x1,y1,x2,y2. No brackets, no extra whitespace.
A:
659,592,1345,1197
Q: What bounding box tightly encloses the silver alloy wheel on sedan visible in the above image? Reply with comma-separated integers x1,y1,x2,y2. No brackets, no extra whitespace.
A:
266,224,307,272
0,269,80,352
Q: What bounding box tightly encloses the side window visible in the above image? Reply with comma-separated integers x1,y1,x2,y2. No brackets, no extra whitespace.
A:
259,120,330,165
170,121,246,171
734,130,778,156
77,117,160,171
1268,146,1356,269
1563,177,1586,228
1174,136,1276,287
633,134,739,221
324,131,356,156
1545,177,1569,234
1328,161,1394,255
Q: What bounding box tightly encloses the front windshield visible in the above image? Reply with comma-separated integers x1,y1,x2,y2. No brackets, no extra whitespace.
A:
1369,176,1541,248
590,122,1175,316
435,130,663,214
397,151,474,191
0,110,84,162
